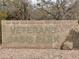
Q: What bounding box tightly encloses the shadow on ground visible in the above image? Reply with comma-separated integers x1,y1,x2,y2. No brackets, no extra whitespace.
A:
0,20,2,45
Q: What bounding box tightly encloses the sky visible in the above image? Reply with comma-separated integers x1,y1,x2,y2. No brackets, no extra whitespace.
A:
30,0,76,7
31,0,56,4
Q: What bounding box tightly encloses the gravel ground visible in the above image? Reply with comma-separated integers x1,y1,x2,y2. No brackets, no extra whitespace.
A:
0,48,79,59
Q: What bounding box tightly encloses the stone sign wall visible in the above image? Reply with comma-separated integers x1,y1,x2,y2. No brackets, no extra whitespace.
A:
1,20,78,49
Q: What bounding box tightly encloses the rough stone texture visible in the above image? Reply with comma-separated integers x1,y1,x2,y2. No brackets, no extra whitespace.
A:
61,29,79,50
2,20,79,49
0,49,79,59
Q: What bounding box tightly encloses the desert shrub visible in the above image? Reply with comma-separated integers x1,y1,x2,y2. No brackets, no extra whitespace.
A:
0,11,8,20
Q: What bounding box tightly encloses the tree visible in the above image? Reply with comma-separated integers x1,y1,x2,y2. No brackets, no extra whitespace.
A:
7,0,30,20
0,0,79,20
0,0,30,20
41,0,78,20
30,0,78,20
